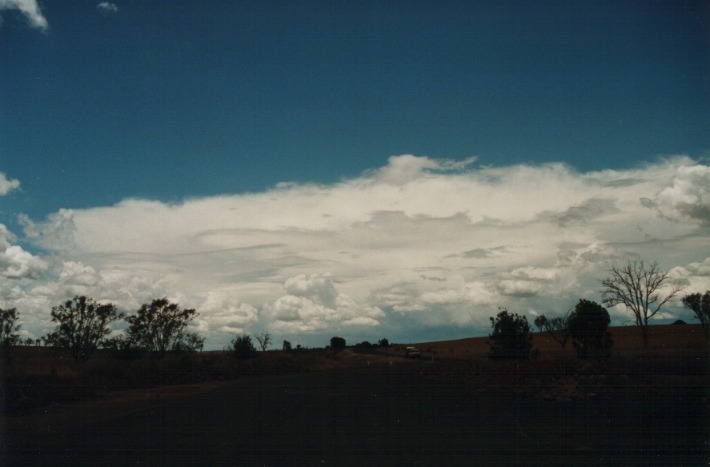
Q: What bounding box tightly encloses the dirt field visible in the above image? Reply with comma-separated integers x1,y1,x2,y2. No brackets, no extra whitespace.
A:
2,324,709,465
3,359,708,465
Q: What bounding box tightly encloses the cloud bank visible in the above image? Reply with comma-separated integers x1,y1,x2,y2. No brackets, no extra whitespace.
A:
5,156,710,347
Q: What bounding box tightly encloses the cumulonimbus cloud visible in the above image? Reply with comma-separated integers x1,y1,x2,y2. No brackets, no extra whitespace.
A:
8,155,710,347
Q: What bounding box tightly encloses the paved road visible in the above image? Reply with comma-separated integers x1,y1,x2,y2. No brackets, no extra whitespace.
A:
4,361,708,465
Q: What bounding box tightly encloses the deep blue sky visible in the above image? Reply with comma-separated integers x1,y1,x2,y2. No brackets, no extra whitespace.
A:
1,0,708,221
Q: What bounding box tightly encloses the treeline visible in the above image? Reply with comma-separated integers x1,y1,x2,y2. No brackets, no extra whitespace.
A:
0,296,391,364
488,299,614,359
489,291,709,360
0,296,207,363
487,260,710,359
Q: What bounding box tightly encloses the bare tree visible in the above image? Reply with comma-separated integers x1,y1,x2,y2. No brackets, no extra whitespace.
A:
601,260,684,348
533,315,548,333
541,314,571,349
254,331,272,352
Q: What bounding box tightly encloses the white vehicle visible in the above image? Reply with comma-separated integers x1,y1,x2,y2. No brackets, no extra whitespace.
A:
404,346,421,358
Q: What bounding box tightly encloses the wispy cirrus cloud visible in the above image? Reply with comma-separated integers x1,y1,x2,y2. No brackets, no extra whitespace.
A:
0,0,47,30
10,155,710,347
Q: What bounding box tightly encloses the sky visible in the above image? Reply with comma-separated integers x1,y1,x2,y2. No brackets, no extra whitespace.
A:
0,0,708,349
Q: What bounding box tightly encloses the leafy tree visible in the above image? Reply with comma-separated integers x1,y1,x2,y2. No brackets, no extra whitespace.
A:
488,309,533,359
330,336,346,349
255,331,272,351
568,299,612,358
681,291,710,342
601,260,684,347
282,339,292,351
44,296,123,362
126,298,201,354
378,337,390,348
230,334,257,358
0,307,21,347
174,331,205,352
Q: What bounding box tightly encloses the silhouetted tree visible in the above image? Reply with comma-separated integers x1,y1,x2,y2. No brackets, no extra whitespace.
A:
353,341,374,353
488,309,533,359
537,312,571,349
534,315,548,333
174,331,205,352
330,336,346,350
282,340,292,351
568,299,612,358
681,291,710,342
255,332,272,351
602,260,684,348
125,298,201,354
103,334,138,357
378,338,390,348
230,334,257,358
44,296,123,362
0,307,21,347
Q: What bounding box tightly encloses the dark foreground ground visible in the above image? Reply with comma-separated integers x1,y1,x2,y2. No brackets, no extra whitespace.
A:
3,360,708,465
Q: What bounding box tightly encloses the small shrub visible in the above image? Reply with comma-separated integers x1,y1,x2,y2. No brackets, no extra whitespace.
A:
330,336,346,350
230,334,257,359
568,299,613,358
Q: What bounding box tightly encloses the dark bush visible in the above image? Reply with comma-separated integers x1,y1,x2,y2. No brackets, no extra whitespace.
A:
568,299,613,358
330,336,346,350
353,341,375,354
230,334,257,359
488,309,533,359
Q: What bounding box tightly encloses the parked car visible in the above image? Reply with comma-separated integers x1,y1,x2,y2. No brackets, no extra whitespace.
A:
404,346,421,358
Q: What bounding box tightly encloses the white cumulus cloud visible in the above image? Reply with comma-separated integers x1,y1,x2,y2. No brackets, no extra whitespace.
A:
97,2,118,15
651,165,710,226
0,172,20,196
0,244,47,279
0,0,47,29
